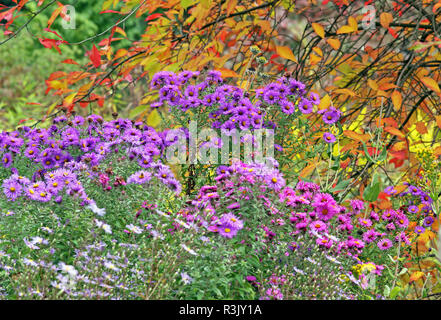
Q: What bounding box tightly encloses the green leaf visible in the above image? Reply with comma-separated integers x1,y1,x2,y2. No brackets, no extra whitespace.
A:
363,180,381,202
129,104,147,118
181,0,193,9
398,268,408,276
383,285,390,297
390,286,401,299
329,179,352,192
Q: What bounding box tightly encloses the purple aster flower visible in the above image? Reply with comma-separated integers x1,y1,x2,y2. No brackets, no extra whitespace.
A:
73,116,85,126
408,205,419,214
280,100,295,114
288,79,306,96
309,92,320,105
423,216,435,227
220,213,244,230
414,226,425,235
322,110,340,124
420,193,433,204
408,185,421,196
265,172,286,190
218,225,238,238
2,179,22,201
382,209,396,221
323,132,336,143
298,97,313,114
2,152,12,168
395,215,409,229
315,204,338,221
41,156,56,169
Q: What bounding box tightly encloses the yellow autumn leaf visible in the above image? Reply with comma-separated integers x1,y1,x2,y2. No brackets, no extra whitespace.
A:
337,16,358,34
276,46,297,62
63,93,77,107
146,109,161,127
318,94,331,110
334,88,356,96
391,90,402,111
312,22,325,38
421,77,441,93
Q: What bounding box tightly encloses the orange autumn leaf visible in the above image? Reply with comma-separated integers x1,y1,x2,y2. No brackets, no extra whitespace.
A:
421,77,441,93
276,46,297,62
368,79,378,91
384,126,405,139
391,90,402,111
317,94,331,110
327,38,340,50
415,121,428,135
343,130,370,142
380,12,393,28
334,88,356,96
216,68,239,78
378,199,392,210
394,185,407,194
299,162,316,178
409,271,425,283
436,115,441,129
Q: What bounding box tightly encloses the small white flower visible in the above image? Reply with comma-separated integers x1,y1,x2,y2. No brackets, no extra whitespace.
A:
293,266,305,275
181,272,193,285
181,244,198,256
174,219,190,229
59,262,78,278
104,261,120,272
325,255,341,264
87,203,106,216
102,224,112,234
126,224,143,234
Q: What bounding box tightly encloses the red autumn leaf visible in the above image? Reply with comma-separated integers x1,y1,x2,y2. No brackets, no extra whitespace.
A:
61,59,79,65
39,38,66,54
145,13,162,21
44,28,63,40
100,10,122,14
389,157,404,168
388,27,398,39
89,44,101,68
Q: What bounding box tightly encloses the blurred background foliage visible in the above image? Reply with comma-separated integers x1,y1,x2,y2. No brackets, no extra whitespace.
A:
0,0,147,130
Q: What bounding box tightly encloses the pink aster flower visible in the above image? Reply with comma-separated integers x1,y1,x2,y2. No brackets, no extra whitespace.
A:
377,238,393,250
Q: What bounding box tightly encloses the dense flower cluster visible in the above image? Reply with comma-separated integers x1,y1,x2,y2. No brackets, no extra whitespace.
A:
150,70,321,134
0,114,182,207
